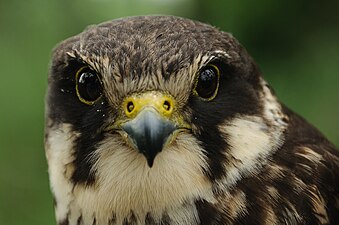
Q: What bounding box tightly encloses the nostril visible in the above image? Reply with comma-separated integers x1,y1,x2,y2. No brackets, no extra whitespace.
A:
163,100,171,111
127,101,135,113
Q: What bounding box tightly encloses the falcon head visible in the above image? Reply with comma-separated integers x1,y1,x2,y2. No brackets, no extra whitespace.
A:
45,16,289,224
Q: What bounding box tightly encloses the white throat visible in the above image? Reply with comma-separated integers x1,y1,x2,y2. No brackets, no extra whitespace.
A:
46,126,215,225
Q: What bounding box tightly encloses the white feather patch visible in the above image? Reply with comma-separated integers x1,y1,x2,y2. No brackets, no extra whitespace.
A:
216,79,287,190
217,116,280,188
45,123,78,223
67,132,215,224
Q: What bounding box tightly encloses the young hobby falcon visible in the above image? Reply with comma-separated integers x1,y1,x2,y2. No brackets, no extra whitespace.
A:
45,16,339,225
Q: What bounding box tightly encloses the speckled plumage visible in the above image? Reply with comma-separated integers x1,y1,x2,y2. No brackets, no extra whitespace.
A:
45,16,339,225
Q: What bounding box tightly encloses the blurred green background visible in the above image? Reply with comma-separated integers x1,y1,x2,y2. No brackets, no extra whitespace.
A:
0,0,338,224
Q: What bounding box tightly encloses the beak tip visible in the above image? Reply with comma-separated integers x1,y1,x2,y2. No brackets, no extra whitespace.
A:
146,157,155,167
142,147,159,168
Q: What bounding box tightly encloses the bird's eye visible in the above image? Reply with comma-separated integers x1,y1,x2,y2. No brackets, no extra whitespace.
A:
75,67,103,105
193,64,220,101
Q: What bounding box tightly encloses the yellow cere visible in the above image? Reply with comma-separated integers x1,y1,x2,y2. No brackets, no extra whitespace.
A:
123,91,175,119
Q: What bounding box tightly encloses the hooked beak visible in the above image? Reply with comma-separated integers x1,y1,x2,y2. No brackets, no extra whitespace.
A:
121,109,176,167
106,91,190,167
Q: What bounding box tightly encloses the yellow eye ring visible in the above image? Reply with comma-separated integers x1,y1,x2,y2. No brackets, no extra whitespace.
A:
75,66,103,105
193,64,220,101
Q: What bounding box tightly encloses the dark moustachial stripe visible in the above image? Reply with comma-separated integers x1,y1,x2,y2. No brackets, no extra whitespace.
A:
71,130,105,185
190,62,261,181
70,98,108,185
48,58,111,185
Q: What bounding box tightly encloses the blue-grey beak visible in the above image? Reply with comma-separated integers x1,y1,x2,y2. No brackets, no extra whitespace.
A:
122,109,176,167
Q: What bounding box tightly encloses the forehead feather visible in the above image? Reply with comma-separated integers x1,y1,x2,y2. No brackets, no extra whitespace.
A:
53,16,244,68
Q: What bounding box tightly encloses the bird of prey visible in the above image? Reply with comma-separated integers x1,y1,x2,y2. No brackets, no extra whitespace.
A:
45,16,339,225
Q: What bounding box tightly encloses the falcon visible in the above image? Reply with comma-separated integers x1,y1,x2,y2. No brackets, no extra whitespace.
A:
45,16,339,225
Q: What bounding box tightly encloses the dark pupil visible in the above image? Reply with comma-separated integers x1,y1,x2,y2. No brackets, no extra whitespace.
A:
196,67,218,98
78,71,102,101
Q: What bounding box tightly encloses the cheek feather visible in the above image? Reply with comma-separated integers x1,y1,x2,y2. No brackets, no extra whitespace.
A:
217,115,284,189
45,123,79,223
